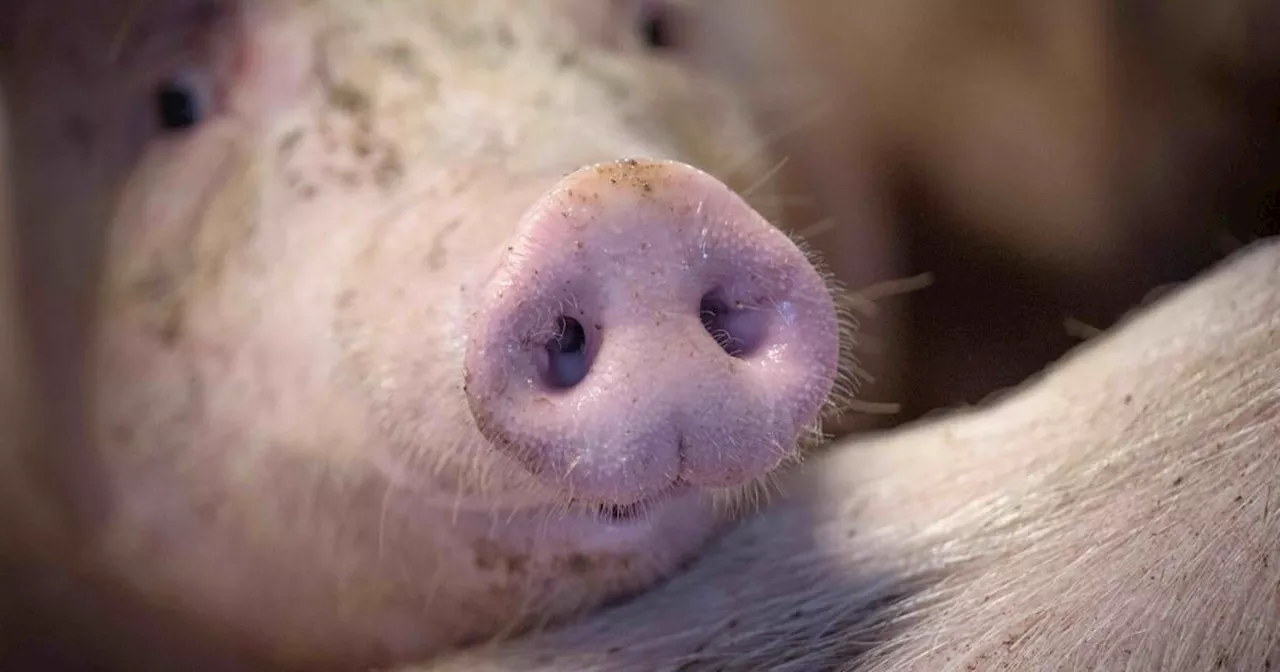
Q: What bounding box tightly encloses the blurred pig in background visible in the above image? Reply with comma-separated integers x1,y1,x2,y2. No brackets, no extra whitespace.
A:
689,0,1280,428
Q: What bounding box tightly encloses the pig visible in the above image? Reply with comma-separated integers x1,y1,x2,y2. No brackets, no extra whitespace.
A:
0,0,862,670
9,192,1280,671
414,238,1280,671
5,2,1279,672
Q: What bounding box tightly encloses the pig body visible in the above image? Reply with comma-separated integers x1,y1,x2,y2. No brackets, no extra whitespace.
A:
418,238,1280,672
0,1,852,670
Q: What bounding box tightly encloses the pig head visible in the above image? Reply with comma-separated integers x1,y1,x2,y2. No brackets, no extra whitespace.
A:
0,1,854,669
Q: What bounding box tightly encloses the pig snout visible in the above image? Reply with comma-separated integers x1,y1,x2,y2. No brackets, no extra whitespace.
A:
464,159,839,506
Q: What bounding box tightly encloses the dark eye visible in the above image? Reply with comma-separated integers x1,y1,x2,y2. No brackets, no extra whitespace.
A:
154,70,212,132
638,2,677,50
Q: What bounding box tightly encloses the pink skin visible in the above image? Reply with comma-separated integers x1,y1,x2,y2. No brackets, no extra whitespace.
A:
0,1,845,670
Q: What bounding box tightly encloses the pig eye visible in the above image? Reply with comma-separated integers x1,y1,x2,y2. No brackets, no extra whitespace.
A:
154,70,213,132
637,1,678,50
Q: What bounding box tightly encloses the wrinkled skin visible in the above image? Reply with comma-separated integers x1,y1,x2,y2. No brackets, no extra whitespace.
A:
0,1,856,670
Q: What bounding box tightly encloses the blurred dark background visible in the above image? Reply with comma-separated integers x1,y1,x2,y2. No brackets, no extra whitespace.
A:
692,0,1280,432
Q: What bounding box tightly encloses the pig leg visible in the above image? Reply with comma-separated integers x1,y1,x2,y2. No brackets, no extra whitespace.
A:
417,238,1280,671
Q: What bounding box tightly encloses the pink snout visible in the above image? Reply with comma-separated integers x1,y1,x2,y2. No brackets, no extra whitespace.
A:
464,159,839,506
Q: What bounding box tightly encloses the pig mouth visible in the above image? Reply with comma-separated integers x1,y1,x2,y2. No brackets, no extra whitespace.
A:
591,501,646,523
566,484,690,524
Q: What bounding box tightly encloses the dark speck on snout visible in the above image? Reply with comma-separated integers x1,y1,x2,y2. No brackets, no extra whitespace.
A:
590,159,673,198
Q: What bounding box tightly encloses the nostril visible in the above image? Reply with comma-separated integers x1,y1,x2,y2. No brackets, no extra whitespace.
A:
537,316,590,389
466,159,843,504
699,292,768,359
